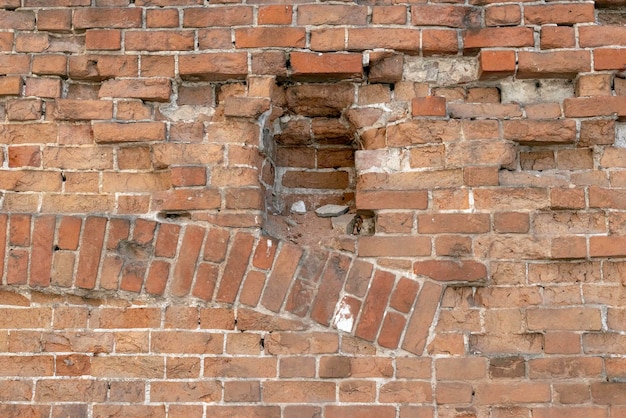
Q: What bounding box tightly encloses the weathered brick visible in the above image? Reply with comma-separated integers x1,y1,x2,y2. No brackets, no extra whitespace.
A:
310,253,352,326
73,7,142,29
290,52,363,81
354,269,394,342
402,282,443,355
215,232,255,303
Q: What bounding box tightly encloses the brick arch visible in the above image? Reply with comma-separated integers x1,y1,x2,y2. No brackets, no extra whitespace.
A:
2,205,467,355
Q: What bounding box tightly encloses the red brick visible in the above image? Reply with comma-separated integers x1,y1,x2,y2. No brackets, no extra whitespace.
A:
355,270,395,342
590,236,626,257
412,4,480,28
85,29,121,50
252,235,278,270
412,96,446,116
145,260,170,296
494,212,530,233
37,9,72,32
191,262,219,301
279,357,315,378
517,51,591,78
141,55,175,77
485,4,521,26
150,381,222,402
319,356,352,378
326,406,396,418
263,381,335,403
93,122,165,143
203,406,281,418
258,5,292,25
170,225,205,297
100,255,124,290
310,28,345,52
594,48,626,71
387,119,461,146
310,253,352,326
236,28,305,48
261,242,304,311
402,282,443,355
358,236,431,257
29,215,55,287
356,190,428,210
201,28,241,49
529,357,602,379
203,228,229,263
525,3,595,25
205,357,277,378
91,307,160,330
389,277,419,313
290,52,363,81
154,223,181,258
283,171,349,189
564,96,626,118
67,55,138,81
422,29,459,56
24,77,60,98
99,78,171,102
7,249,28,285
413,260,487,282
125,30,194,52
239,270,266,307
528,307,602,331
372,6,407,25
54,218,81,253
171,166,206,187
183,6,253,27
146,8,179,28
74,217,107,289
541,26,576,49
215,232,255,303
51,100,114,122
503,120,577,145
9,214,31,247
73,7,142,29
418,213,490,234
32,55,66,76
377,312,406,349
0,10,34,30
92,405,165,418
348,28,420,52
0,76,22,96
464,27,534,52
224,381,260,402
179,52,248,81
580,26,626,48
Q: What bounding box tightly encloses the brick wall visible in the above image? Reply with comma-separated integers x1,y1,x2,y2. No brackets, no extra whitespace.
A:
1,0,626,416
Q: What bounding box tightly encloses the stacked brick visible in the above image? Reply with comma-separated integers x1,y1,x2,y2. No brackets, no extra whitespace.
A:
2,0,626,416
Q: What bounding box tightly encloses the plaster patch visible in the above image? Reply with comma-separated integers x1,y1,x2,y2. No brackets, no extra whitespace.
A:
333,300,355,333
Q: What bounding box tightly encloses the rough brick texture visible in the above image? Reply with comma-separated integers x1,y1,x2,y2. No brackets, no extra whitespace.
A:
1,0,626,415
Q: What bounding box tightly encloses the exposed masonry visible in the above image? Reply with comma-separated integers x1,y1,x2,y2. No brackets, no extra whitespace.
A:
2,0,626,416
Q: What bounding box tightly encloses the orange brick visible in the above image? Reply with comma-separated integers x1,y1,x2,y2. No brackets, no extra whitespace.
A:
258,5,292,25
464,27,534,52
235,28,305,48
412,4,480,28
290,52,362,81
183,6,253,27
85,29,121,50
485,4,521,26
517,51,591,78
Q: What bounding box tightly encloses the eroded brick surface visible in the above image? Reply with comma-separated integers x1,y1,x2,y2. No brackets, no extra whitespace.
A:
0,0,625,415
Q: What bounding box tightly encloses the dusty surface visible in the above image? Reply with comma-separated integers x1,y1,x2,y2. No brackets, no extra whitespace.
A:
264,212,346,247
